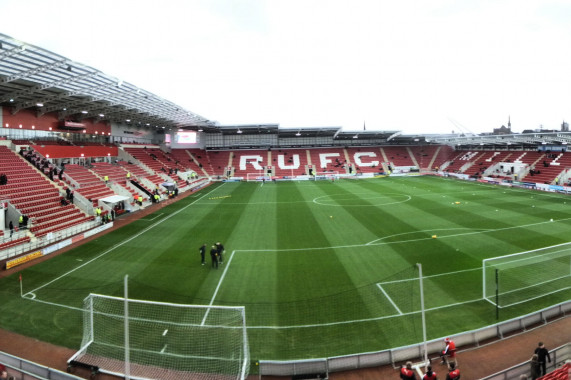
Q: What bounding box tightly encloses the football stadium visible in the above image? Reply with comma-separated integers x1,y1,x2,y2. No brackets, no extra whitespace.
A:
0,21,570,380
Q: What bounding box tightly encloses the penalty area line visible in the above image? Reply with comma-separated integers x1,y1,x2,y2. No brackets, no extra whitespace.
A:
376,283,403,315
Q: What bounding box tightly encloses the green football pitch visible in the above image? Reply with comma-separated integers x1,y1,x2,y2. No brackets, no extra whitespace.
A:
1,176,570,361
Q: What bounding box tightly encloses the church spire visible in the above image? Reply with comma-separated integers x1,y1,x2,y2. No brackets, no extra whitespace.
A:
508,115,511,128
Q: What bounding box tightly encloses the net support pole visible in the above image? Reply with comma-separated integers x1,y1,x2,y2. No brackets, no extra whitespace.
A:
417,263,428,364
124,275,130,380
495,269,499,320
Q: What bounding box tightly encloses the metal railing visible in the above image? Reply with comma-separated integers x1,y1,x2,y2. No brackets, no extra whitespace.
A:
259,301,571,377
0,351,84,380
482,343,570,380
0,220,98,261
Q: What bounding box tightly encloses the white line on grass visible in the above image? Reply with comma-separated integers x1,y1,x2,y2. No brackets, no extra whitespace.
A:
247,297,486,329
364,217,571,246
24,184,226,298
376,283,403,315
142,213,164,221
366,227,491,245
200,250,236,326
378,267,481,285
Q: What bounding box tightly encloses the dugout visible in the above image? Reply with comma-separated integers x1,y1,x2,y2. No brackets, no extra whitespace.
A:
98,194,131,214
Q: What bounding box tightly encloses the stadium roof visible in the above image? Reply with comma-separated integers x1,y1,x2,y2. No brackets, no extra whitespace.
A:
0,33,213,130
3,32,567,149
0,33,412,141
428,131,571,148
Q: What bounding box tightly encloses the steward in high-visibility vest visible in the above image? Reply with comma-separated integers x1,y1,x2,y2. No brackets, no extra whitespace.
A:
126,172,131,179
103,175,109,183
138,196,143,205
154,194,160,203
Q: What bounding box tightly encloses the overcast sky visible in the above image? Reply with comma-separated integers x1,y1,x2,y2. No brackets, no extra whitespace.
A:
1,0,571,135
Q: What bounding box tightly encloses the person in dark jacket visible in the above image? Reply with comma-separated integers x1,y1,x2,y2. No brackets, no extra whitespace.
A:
534,342,551,376
199,243,206,266
216,242,225,264
530,354,540,380
210,245,219,269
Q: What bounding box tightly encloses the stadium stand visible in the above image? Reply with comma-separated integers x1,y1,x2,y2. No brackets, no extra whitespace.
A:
463,150,513,177
122,148,172,187
425,145,455,171
10,139,32,146
344,147,380,174
207,150,232,177
31,139,72,146
381,146,417,167
0,146,92,239
272,149,309,177
63,164,114,207
539,361,570,380
174,148,211,176
232,149,271,178
307,147,346,173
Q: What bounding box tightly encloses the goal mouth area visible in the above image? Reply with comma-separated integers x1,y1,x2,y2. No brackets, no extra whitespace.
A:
71,293,250,380
482,243,571,309
313,171,340,180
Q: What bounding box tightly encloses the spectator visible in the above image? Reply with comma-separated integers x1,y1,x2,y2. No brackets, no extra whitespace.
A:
8,221,13,238
530,354,540,380
534,342,551,376
445,362,460,380
422,365,437,380
440,338,457,368
400,361,416,379
519,375,528,380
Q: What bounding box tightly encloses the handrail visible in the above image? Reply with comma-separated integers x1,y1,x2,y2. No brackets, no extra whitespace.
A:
259,302,571,376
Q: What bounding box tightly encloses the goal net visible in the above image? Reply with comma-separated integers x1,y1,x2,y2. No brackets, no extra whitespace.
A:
313,171,339,180
69,294,250,380
246,172,271,182
482,243,571,308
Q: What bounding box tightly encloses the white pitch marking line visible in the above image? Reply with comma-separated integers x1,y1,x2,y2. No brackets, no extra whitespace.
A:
160,344,168,353
376,283,403,315
144,213,164,221
25,185,225,297
162,329,168,336
201,250,236,326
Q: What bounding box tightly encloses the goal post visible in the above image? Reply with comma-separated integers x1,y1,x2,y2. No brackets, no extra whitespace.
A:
482,243,571,308
313,171,339,181
69,294,250,380
246,172,270,182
